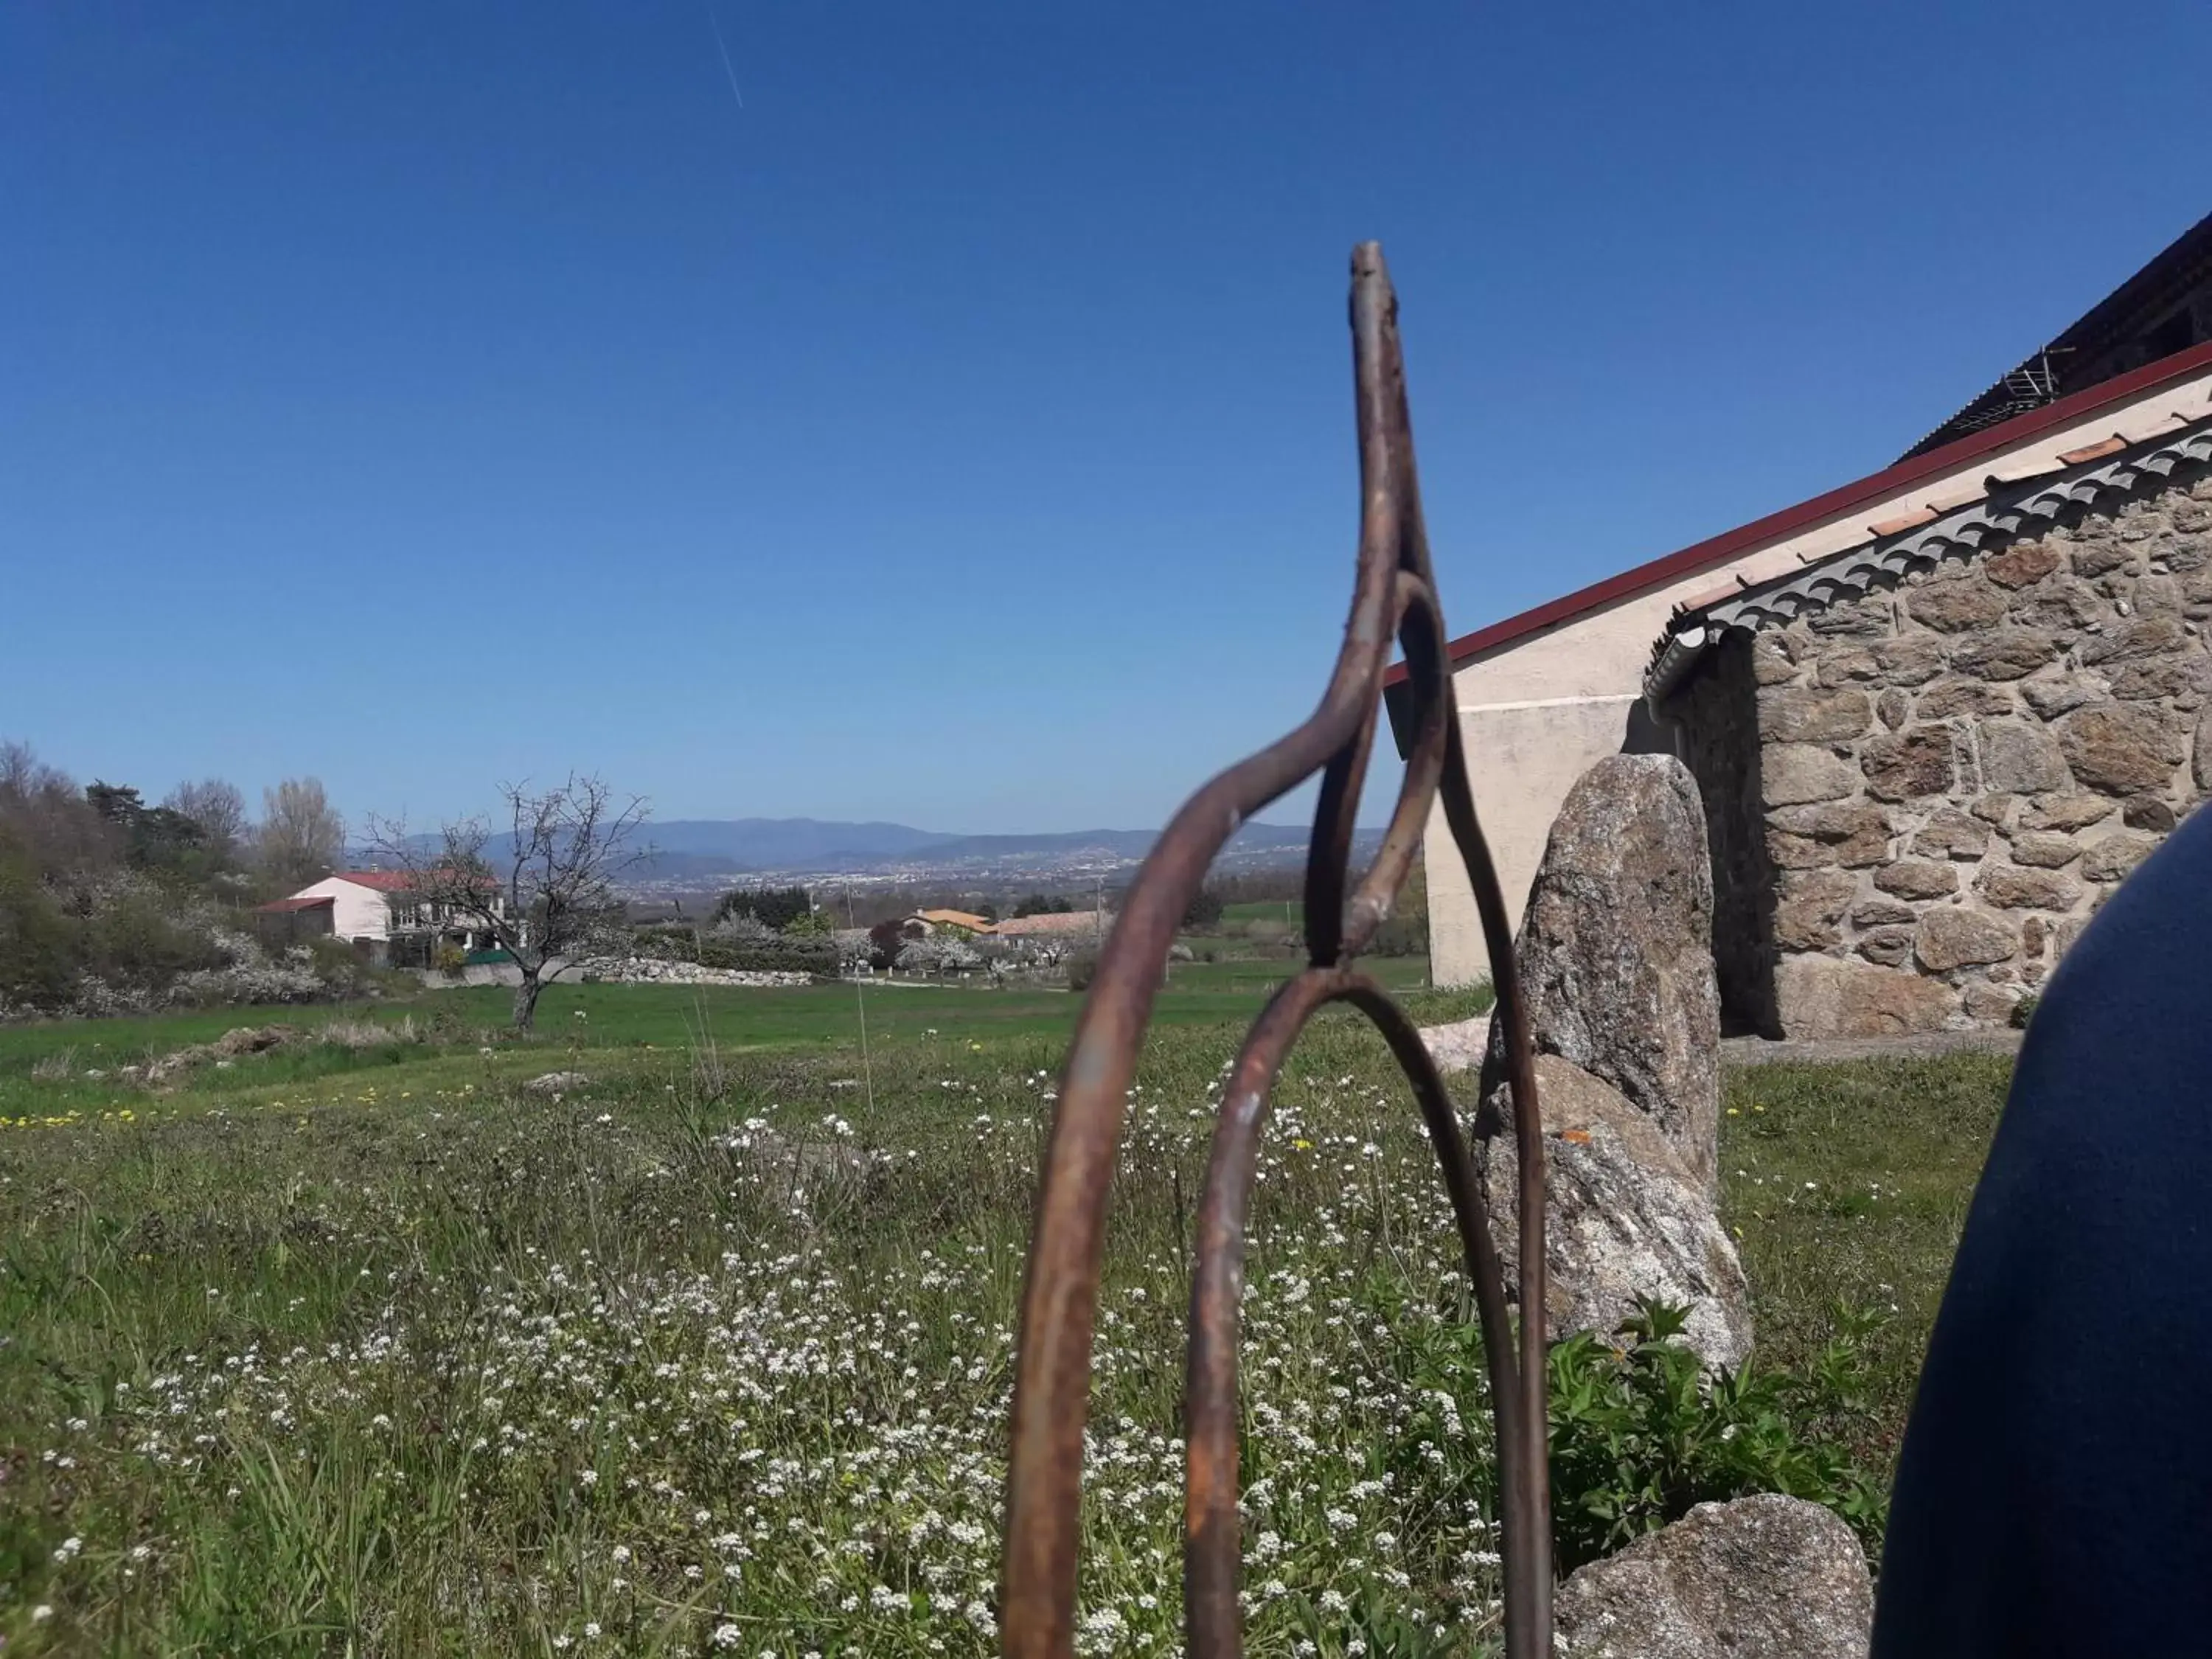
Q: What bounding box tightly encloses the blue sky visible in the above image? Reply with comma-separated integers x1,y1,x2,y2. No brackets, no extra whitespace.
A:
7,2,2208,835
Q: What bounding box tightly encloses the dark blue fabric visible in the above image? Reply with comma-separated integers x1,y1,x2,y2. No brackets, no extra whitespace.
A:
1871,804,2212,1657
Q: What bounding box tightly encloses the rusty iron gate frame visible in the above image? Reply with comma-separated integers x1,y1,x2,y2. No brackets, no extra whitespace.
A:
1000,243,1555,1659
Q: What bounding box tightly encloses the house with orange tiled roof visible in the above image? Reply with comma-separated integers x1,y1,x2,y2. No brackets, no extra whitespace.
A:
986,908,1112,940
908,908,995,936
1394,209,2212,1037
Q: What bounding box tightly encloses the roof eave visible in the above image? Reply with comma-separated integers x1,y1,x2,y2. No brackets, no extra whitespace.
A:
1382,336,2212,721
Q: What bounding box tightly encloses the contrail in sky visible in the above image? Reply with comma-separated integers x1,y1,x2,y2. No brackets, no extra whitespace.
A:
703,0,744,109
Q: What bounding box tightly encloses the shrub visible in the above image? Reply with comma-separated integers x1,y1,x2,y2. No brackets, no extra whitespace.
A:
698,934,838,978
2009,992,2039,1029
0,846,80,1011
81,882,227,990
166,947,329,1009
1065,948,1100,992
893,938,981,975
1547,1297,1888,1571
305,936,380,992
433,942,467,976
712,885,813,932
1181,888,1225,930
633,925,703,961
866,918,911,970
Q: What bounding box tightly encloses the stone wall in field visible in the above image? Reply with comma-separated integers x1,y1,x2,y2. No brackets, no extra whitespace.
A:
1691,465,2212,1037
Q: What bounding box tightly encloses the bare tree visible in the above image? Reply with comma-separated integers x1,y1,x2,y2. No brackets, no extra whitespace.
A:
371,774,649,1030
256,777,346,889
164,779,248,865
0,740,109,887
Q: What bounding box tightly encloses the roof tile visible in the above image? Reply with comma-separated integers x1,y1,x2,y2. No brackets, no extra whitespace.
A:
1868,506,1938,536
2057,434,2128,465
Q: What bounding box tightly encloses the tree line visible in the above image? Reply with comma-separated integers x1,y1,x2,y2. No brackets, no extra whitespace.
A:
0,741,351,1014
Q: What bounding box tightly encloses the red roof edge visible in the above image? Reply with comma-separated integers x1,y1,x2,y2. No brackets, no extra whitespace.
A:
333,868,500,891
1384,337,2212,688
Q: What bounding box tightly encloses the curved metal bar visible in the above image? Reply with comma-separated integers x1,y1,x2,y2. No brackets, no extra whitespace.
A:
1184,967,1527,1658
1435,711,1554,1602
999,240,1552,1659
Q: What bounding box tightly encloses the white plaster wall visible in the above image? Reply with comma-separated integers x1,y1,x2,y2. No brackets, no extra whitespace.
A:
291,876,394,942
1425,695,1642,986
1422,368,2212,986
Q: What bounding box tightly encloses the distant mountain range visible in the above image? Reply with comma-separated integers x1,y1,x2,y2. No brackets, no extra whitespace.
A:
390,815,1373,891
600,817,1330,879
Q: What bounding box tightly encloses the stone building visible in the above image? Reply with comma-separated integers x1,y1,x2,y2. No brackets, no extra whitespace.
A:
1397,207,2212,1034
1647,419,2212,1036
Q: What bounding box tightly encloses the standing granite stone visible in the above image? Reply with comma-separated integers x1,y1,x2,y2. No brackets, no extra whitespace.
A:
1478,1055,1751,1371
1554,1493,1874,1659
1481,754,1721,1192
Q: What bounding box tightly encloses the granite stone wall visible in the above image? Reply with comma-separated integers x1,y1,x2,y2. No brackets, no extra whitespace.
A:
1684,465,2212,1037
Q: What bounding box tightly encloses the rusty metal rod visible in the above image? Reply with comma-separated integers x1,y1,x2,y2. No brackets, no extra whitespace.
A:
1434,715,1554,1645
999,240,1551,1659
1183,967,1528,1657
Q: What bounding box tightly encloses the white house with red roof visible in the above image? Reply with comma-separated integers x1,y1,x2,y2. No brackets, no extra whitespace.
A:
254,870,511,958
1396,209,2212,1004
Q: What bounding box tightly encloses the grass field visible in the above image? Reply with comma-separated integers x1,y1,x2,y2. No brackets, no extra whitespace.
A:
1217,899,1304,929
1719,1054,2008,1470
0,974,2004,1655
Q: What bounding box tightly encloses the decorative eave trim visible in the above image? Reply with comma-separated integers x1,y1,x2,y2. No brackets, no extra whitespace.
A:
1643,414,2212,703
